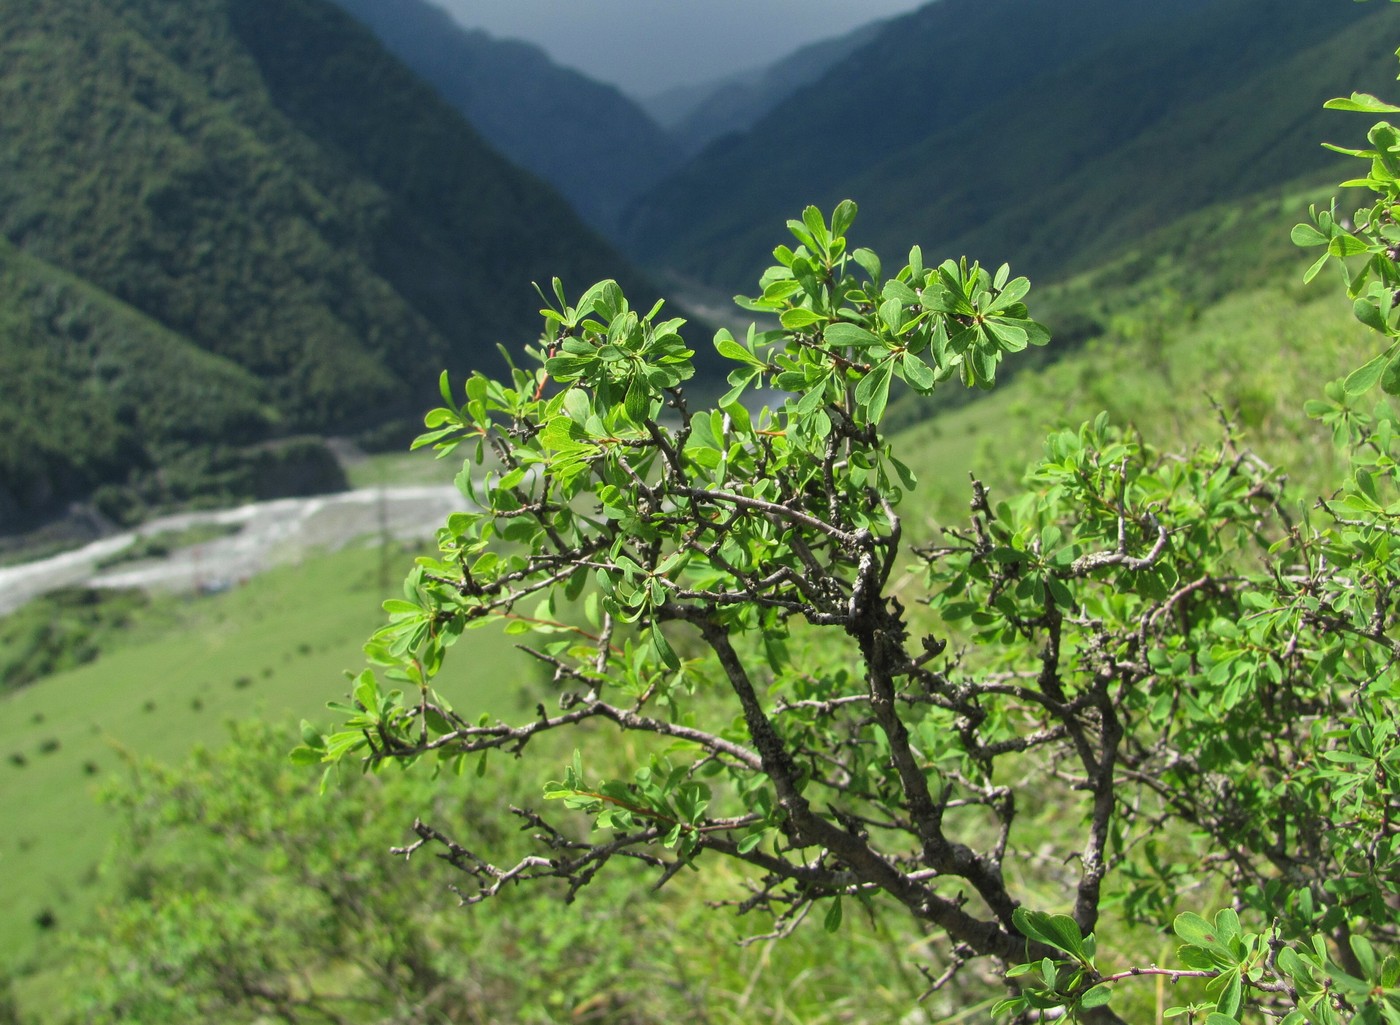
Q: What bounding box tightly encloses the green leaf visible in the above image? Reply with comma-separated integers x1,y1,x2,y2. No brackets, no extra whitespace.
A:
1174,913,1224,948
1354,297,1391,333
824,322,884,348
901,352,937,390
854,359,895,423
1325,92,1400,113
540,415,588,449
852,247,881,281
288,745,323,766
736,831,764,854
1328,233,1370,258
579,279,624,320
1303,249,1332,284
1382,355,1400,395
1214,971,1243,1019
880,297,905,333
1013,908,1088,960
1291,222,1329,247
786,219,816,252
823,897,843,933
649,622,680,671
323,730,368,759
719,369,761,406
353,672,380,713
780,307,826,329
1212,909,1241,946
830,199,858,239
881,279,919,304
624,374,649,423
1079,985,1112,1010
888,454,918,489
1177,945,1220,971
967,342,998,386
1351,934,1377,980
984,319,1029,352
986,276,1031,313
1345,351,1391,396
299,719,324,748
1382,954,1400,989
715,331,766,367
545,354,593,380
795,375,830,416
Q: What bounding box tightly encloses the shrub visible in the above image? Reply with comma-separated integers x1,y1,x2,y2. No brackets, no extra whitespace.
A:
309,56,1400,1025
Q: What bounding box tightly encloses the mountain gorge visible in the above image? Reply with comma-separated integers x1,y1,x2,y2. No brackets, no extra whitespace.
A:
640,20,886,158
327,0,682,238
0,0,650,527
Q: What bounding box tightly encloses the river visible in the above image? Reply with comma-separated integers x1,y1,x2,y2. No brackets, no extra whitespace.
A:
0,485,464,617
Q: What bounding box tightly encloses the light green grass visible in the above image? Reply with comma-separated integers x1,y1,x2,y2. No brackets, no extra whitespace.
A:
343,448,463,489
0,542,535,966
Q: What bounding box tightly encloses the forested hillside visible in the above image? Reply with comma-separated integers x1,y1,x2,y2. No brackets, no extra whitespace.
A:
623,0,1400,289
328,0,681,238
0,0,649,527
0,240,279,526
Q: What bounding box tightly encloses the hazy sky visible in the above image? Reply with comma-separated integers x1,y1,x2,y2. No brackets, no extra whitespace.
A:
431,0,931,97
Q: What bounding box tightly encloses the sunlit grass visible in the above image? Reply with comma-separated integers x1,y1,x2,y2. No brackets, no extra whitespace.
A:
0,542,533,966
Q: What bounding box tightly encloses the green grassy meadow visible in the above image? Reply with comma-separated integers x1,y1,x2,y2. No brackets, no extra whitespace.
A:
0,542,534,966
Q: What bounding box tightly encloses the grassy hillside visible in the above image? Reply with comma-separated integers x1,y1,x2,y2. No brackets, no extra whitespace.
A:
864,11,1400,286
0,543,538,966
0,0,652,524
623,0,1397,291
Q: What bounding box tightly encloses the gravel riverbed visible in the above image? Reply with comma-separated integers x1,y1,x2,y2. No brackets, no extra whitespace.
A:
0,486,464,616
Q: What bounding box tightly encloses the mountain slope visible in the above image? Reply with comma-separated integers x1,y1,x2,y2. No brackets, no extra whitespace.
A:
327,0,681,238
643,21,886,158
846,1,1400,283
0,239,276,524
623,0,1397,289
0,0,650,525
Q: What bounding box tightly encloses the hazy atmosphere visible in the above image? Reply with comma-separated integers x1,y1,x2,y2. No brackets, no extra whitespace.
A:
431,0,929,94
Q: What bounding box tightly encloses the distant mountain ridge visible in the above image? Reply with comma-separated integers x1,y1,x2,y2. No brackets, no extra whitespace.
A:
0,0,651,527
622,0,1400,290
327,0,682,238
642,21,887,158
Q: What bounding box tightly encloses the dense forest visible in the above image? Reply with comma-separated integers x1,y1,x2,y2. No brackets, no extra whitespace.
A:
0,0,651,527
